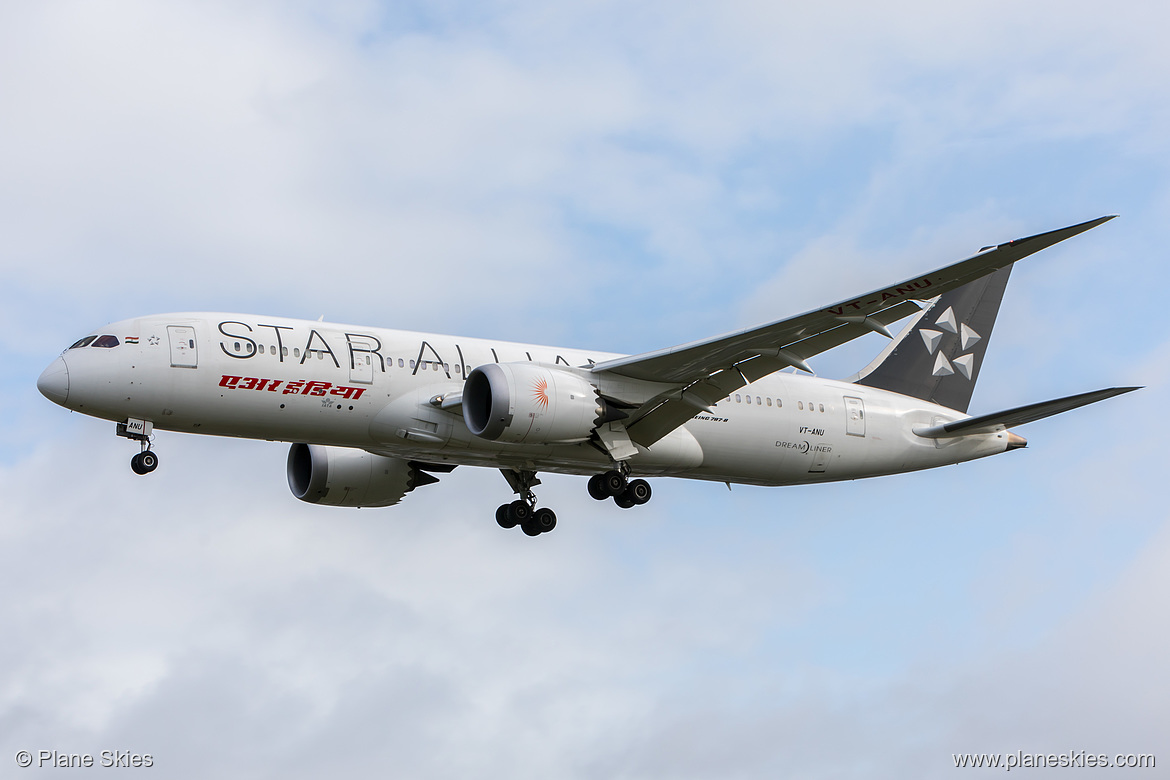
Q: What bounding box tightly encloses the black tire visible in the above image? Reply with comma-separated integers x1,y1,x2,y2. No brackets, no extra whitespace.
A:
533,507,557,534
139,450,158,473
521,517,542,536
614,492,636,509
130,453,147,475
496,504,517,529
587,474,608,501
507,500,532,525
627,479,651,505
602,470,626,497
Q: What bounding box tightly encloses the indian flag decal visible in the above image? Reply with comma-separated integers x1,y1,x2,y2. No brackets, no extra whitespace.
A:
125,336,140,344
532,377,549,409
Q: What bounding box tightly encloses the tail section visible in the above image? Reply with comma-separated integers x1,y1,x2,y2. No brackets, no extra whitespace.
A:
852,265,1012,413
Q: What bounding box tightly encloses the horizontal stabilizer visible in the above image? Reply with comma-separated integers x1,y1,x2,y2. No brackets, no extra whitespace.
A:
913,387,1140,439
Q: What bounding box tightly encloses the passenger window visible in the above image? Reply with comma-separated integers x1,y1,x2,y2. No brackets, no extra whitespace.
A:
776,399,782,408
234,342,241,352
282,347,288,357
293,348,300,358
444,363,450,372
410,360,416,369
735,394,742,403
92,335,119,348
819,404,825,413
69,336,97,349
756,396,761,405
318,352,323,360
746,395,751,404
766,398,772,407
455,364,461,374
798,401,803,410
270,346,276,355
398,358,404,368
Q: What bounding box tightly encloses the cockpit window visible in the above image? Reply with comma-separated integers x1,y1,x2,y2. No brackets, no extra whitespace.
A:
92,335,120,348
69,336,98,350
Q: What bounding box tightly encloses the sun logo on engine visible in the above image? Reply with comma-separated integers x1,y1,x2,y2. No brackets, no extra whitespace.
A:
533,377,550,409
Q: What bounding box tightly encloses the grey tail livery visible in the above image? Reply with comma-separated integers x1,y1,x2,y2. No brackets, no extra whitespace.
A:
852,265,1012,413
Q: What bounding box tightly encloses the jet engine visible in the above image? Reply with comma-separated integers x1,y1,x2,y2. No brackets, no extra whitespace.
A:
286,443,436,508
463,363,612,444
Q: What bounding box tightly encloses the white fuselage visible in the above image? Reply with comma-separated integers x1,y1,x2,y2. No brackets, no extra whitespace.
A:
44,313,1012,486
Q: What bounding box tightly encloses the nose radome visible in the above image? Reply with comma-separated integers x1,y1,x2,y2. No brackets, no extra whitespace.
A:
37,357,70,405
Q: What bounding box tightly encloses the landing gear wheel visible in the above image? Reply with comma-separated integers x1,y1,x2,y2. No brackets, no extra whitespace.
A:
506,500,532,526
587,474,609,501
614,492,636,509
626,478,651,505
533,507,557,534
496,504,518,529
130,451,158,475
602,470,627,497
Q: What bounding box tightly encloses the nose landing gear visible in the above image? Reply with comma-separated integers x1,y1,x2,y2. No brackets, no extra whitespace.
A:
118,418,158,475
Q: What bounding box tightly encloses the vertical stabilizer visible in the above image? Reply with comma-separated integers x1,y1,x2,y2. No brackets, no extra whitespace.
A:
852,265,1012,413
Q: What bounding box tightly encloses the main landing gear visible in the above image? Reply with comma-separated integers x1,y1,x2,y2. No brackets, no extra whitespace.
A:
496,469,557,537
117,419,158,476
587,468,651,509
495,465,653,537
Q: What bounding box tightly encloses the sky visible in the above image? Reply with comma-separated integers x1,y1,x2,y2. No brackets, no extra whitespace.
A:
2,1,1168,777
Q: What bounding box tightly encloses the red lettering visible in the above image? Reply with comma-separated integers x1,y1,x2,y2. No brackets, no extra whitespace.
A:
302,381,333,396
219,375,241,389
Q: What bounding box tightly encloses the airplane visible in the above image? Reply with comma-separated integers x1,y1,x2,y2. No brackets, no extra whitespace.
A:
37,216,1137,536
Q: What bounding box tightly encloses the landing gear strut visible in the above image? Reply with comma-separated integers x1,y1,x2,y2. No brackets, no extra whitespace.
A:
118,419,158,476
588,467,651,509
496,469,557,536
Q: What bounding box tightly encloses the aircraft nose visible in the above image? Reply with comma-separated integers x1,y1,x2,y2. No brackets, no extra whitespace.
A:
37,356,70,405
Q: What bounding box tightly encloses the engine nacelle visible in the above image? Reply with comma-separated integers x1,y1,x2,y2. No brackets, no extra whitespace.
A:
463,363,603,444
287,443,432,508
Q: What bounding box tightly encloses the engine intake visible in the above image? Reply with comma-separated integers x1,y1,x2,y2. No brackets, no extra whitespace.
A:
287,443,436,507
463,363,604,444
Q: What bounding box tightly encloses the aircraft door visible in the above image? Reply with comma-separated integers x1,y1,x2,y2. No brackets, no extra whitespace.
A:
844,396,865,437
349,337,377,384
168,325,198,368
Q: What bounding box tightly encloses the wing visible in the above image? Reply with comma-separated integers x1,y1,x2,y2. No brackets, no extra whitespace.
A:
595,216,1116,447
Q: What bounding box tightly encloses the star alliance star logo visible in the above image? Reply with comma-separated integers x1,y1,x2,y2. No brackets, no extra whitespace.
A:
919,306,980,380
148,335,161,346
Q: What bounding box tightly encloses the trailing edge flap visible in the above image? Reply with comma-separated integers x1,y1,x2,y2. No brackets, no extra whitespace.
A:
912,387,1140,439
